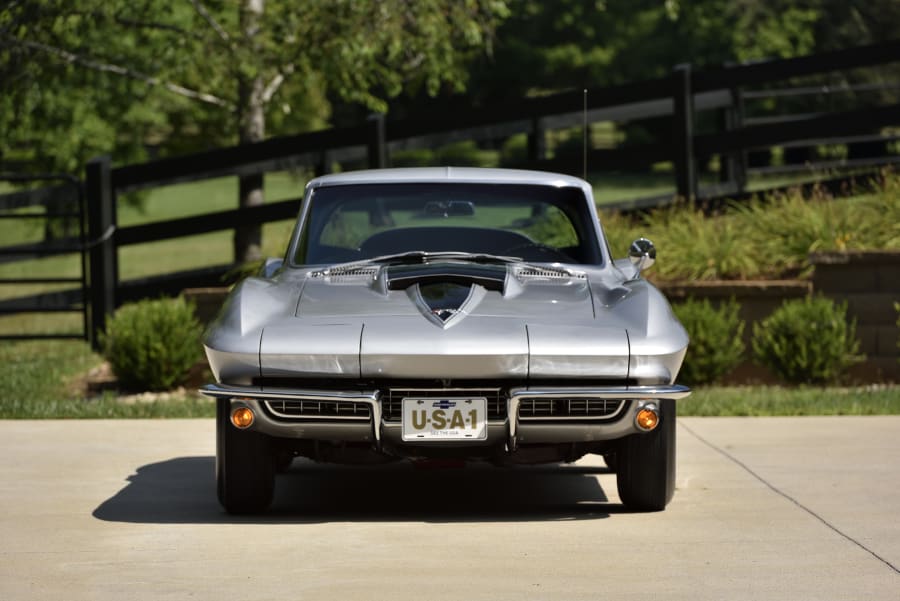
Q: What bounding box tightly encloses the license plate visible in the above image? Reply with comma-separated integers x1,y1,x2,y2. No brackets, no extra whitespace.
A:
401,397,488,441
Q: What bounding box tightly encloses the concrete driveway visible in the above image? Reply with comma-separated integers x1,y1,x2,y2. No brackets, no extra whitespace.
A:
0,417,898,600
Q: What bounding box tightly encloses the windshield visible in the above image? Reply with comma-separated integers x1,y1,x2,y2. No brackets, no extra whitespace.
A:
292,182,602,265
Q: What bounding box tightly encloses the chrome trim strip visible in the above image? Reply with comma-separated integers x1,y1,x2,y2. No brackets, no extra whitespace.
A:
509,385,692,401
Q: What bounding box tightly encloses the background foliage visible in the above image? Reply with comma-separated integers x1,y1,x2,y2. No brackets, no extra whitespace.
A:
751,296,863,384
601,171,900,280
5,0,900,174
673,298,745,385
100,297,203,391
1,0,509,173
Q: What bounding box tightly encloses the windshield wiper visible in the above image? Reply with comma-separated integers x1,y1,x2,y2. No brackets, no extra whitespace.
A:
310,251,524,277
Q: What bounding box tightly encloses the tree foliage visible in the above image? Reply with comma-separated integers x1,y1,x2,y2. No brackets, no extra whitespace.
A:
4,0,898,175
465,0,900,103
1,0,509,173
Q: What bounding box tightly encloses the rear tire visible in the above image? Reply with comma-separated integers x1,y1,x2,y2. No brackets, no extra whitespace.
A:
616,399,676,511
216,399,275,514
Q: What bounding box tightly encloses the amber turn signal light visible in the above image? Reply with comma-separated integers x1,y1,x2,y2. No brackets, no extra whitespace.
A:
635,406,660,431
231,407,255,429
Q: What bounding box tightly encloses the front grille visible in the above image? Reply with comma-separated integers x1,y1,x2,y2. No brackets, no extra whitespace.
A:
263,399,371,421
517,398,625,420
382,388,506,422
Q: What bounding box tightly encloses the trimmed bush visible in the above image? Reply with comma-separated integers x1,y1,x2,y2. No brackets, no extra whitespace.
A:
391,148,436,167
673,298,745,385
100,297,203,391
435,141,499,168
751,296,863,384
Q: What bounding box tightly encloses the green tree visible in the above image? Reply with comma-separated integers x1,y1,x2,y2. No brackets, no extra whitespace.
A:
1,0,508,261
464,0,899,104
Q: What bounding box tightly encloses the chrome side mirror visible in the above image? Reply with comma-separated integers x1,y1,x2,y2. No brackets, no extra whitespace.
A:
628,237,656,278
259,257,284,278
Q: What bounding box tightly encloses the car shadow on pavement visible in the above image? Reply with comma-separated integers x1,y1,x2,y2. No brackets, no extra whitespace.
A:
93,457,621,524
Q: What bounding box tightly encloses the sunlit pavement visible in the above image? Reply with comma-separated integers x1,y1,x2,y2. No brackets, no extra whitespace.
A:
0,417,897,600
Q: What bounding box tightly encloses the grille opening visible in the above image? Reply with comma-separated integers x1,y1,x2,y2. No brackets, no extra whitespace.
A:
517,398,625,420
264,399,371,420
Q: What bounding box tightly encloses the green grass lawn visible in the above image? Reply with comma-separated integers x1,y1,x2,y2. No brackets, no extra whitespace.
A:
1,338,897,419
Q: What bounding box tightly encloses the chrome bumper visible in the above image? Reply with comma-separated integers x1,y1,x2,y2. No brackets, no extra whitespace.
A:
200,383,691,450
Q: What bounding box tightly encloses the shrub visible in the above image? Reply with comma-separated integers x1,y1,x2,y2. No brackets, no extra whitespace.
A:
391,148,436,168
100,297,203,391
499,133,528,166
735,186,869,277
641,203,762,281
434,141,499,168
673,298,745,385
751,296,863,384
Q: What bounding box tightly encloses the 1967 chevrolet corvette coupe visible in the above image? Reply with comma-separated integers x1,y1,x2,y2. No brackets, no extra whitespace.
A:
201,167,690,513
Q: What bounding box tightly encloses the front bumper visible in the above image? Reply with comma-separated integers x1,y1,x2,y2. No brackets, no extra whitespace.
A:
201,383,691,451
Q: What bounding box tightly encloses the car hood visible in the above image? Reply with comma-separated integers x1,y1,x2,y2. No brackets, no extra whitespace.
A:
258,263,631,380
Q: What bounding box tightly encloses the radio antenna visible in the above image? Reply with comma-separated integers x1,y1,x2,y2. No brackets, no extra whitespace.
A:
582,88,588,180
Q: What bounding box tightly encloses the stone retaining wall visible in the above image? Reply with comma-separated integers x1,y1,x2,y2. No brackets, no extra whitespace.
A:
660,251,899,383
810,251,900,382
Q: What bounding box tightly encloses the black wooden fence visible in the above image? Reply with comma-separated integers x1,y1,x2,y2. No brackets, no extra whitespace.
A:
1,40,899,345
0,174,88,340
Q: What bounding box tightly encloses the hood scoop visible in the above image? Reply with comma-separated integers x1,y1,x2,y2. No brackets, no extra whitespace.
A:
419,282,473,322
386,262,507,292
386,262,504,328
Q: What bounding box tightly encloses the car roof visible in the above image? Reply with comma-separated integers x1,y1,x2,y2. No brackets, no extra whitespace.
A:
307,167,590,190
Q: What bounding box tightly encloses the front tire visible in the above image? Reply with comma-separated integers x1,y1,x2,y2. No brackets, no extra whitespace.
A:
216,399,275,514
616,399,676,511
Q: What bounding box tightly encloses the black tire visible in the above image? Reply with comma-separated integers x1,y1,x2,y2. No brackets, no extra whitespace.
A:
603,453,618,473
616,399,676,511
216,399,276,514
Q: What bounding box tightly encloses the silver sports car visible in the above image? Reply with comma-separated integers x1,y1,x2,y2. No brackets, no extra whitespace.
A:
202,167,690,513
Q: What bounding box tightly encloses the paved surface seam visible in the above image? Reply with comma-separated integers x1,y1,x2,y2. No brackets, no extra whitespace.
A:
679,420,900,576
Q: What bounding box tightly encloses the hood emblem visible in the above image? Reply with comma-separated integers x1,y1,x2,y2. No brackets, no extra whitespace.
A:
414,282,480,327
430,308,459,322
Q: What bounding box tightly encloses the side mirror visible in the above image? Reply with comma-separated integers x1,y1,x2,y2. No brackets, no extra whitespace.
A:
628,237,656,278
259,257,284,278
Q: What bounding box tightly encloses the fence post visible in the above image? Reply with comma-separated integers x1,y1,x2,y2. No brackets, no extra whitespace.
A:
672,64,697,201
315,150,333,176
527,117,546,163
85,156,117,350
367,113,387,169
723,86,747,192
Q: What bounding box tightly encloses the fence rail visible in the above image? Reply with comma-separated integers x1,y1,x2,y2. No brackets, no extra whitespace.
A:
1,40,899,344
0,174,88,340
